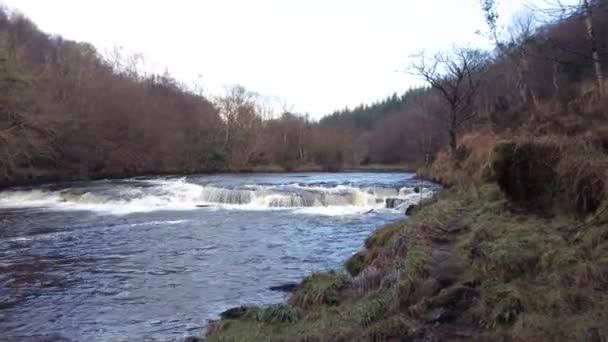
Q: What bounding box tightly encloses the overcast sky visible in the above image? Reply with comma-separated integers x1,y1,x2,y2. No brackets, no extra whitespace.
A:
4,0,534,117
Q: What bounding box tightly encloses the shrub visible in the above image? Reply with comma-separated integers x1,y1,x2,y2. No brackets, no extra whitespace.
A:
487,138,562,208
482,135,606,215
556,150,606,215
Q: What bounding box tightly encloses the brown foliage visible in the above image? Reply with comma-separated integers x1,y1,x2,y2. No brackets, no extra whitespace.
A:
0,10,360,184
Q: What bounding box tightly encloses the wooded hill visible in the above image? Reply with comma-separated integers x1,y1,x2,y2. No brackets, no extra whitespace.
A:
1,0,608,186
0,8,355,186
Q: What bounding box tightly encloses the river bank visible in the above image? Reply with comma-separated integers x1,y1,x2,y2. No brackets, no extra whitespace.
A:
202,134,608,341
203,186,607,341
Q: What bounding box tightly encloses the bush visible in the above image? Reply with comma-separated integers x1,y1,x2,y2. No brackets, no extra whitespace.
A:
481,135,606,215
487,138,562,209
556,151,606,215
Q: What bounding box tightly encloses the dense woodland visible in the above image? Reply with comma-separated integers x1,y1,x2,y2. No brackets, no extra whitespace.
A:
1,0,608,186
0,8,357,185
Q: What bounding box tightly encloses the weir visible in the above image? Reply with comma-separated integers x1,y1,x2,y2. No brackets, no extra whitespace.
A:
0,178,434,215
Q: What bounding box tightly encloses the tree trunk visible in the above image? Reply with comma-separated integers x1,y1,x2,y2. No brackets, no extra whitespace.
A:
448,129,457,152
552,60,560,99
584,0,604,96
223,123,230,150
518,51,540,107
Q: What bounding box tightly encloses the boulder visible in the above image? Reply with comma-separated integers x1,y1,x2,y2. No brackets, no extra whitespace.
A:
385,198,406,209
219,306,250,320
405,204,418,216
269,282,299,292
183,337,204,342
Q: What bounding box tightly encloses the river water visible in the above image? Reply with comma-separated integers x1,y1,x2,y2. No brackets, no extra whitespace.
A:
0,172,434,341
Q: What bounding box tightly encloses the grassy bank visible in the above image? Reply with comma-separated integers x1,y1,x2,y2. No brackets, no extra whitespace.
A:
204,133,608,341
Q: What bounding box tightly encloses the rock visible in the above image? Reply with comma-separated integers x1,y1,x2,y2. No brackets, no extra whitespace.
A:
385,198,406,209
414,186,421,193
429,286,479,309
196,204,212,208
422,307,452,324
269,282,299,292
183,336,204,342
405,204,418,216
219,306,251,320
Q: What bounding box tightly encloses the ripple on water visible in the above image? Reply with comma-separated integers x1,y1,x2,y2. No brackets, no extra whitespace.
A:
0,172,436,341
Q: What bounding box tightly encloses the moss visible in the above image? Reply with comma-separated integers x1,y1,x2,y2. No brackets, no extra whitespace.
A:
485,141,517,182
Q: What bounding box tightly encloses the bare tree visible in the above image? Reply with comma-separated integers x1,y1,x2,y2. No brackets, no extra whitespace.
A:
509,12,543,106
481,2,542,107
214,85,272,168
582,0,604,96
409,48,488,151
522,0,605,96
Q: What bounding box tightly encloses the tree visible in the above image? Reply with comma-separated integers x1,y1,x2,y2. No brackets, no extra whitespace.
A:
215,85,271,169
409,48,488,151
582,0,605,96
481,1,544,107
509,0,606,97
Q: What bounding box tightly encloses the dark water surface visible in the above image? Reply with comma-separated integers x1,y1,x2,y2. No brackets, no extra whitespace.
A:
0,172,434,341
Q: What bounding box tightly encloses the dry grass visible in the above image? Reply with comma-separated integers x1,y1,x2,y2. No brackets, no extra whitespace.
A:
426,132,608,216
206,136,608,341
345,221,404,276
288,272,350,309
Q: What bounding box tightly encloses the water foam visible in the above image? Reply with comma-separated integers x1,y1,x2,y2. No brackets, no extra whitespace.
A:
0,177,434,215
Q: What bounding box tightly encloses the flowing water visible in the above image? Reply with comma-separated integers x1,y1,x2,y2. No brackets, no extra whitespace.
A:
0,172,435,341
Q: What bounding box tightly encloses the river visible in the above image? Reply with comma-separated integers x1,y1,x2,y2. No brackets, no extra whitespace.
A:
0,172,434,341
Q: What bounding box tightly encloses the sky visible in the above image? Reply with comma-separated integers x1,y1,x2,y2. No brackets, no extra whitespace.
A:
4,0,534,117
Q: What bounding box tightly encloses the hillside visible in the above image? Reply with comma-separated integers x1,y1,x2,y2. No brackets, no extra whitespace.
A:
5,0,607,187
0,9,360,186
204,138,608,340
204,0,608,340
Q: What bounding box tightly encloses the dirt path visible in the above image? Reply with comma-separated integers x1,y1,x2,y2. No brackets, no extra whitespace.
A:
414,208,479,341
